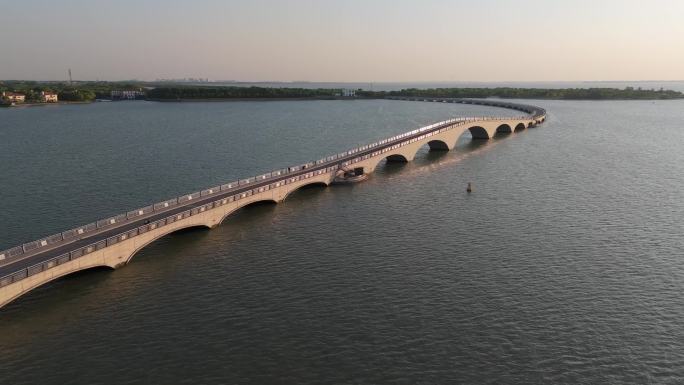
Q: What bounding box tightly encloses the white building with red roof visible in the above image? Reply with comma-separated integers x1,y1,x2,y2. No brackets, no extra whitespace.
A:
40,91,58,103
1,91,25,103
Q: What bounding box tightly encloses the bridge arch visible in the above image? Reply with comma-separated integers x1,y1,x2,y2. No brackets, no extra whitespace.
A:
282,181,329,201
1,265,114,309
496,124,513,134
386,154,409,162
514,123,526,132
125,223,213,265
365,152,412,173
427,139,451,151
468,126,490,139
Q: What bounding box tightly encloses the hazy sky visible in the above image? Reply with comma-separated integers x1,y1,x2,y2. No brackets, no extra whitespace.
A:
1,0,683,82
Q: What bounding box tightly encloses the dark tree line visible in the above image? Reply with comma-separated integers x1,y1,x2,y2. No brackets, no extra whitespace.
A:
357,87,684,100
3,81,683,103
147,86,684,101
0,81,145,102
146,86,342,99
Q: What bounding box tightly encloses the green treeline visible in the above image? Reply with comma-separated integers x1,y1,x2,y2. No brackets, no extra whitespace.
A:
146,86,341,99
360,87,684,100
148,86,684,100
2,80,683,102
0,81,145,102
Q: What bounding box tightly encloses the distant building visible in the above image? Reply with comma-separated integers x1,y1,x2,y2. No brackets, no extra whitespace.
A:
111,90,145,100
155,78,210,83
1,91,25,104
40,91,58,103
342,89,356,97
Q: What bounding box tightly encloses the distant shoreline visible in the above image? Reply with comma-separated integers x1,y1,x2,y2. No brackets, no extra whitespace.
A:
1,101,93,108
146,85,684,101
147,96,363,102
3,95,683,109
3,81,684,108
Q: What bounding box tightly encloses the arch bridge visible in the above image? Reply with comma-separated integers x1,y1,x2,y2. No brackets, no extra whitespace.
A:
0,98,546,309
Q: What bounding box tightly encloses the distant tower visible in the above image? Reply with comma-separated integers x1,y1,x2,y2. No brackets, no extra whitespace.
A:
68,68,73,85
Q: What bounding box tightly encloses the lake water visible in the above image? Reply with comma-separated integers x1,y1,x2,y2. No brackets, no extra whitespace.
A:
1,99,683,384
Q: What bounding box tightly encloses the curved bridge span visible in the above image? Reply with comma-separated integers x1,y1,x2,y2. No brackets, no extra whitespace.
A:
0,98,546,309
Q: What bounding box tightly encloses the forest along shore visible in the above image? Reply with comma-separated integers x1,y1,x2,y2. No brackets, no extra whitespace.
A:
144,85,684,100
2,79,684,106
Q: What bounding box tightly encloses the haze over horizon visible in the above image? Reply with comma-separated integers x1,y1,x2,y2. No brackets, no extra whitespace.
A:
2,0,683,82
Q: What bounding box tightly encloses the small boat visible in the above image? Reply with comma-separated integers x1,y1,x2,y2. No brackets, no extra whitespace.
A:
333,174,368,184
332,167,368,184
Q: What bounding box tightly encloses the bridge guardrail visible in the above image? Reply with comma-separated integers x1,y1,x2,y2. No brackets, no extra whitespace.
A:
220,182,239,191
127,205,154,219
0,247,24,264
153,198,179,211
200,186,220,197
0,98,545,283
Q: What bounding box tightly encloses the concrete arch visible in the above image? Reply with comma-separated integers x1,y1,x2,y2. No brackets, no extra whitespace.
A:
219,199,278,224
386,154,409,162
496,124,513,134
427,139,451,151
1,265,114,309
467,126,490,139
364,152,413,174
125,224,212,264
514,123,526,132
282,181,329,201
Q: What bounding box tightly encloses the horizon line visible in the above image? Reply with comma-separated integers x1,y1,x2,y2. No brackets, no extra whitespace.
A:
2,79,684,84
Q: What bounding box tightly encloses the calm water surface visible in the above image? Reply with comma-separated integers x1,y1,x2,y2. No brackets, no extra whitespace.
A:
0,99,683,384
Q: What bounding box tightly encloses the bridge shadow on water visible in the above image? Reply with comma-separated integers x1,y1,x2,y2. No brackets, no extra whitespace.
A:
493,132,514,140
377,159,409,175
225,199,278,220
1,228,219,314
0,265,115,315
285,182,328,200
131,224,213,261
423,148,451,162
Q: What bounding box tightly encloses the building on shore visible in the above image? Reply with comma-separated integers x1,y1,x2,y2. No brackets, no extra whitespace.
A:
40,91,59,103
334,89,357,98
341,89,356,97
111,90,145,100
1,92,26,104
